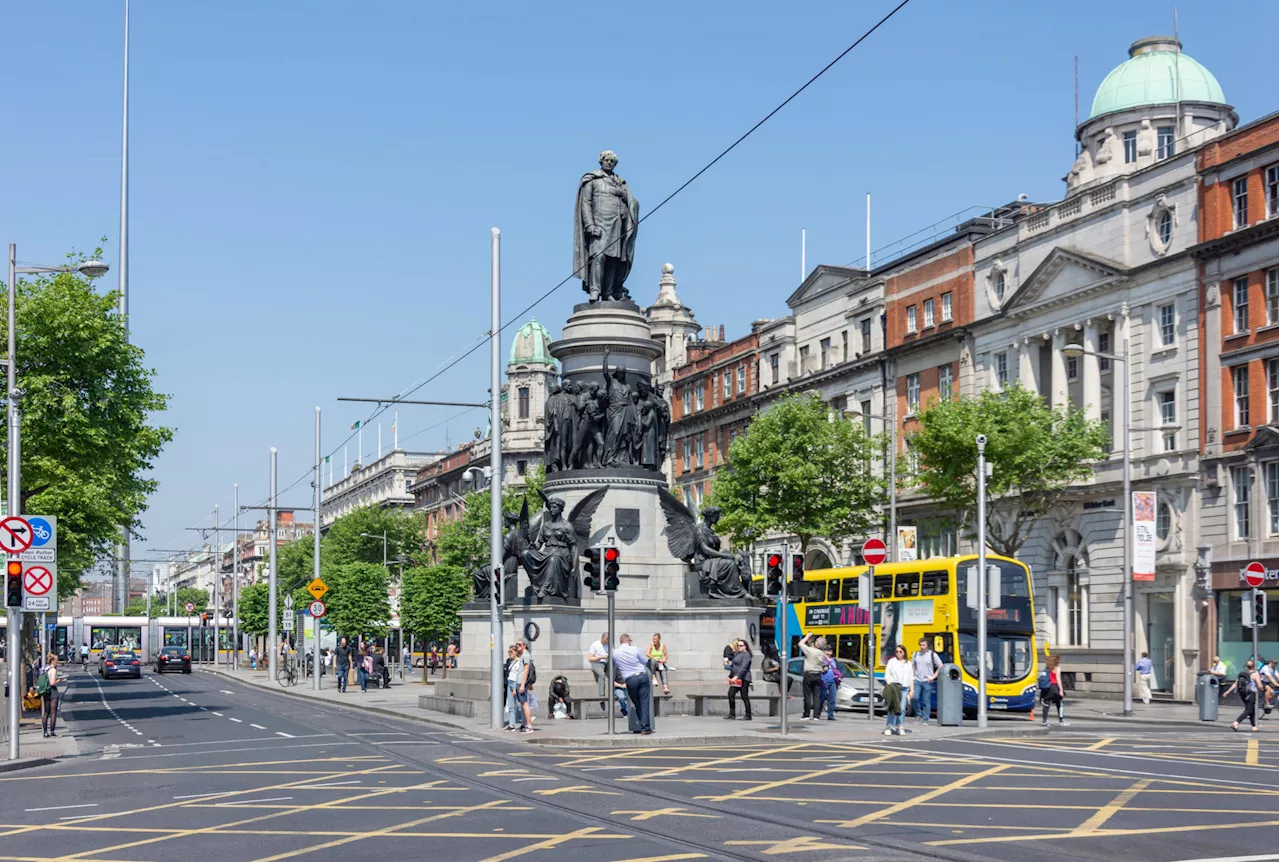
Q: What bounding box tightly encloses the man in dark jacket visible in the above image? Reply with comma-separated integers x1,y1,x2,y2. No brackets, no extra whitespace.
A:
334,637,353,693
727,640,753,721
371,648,389,690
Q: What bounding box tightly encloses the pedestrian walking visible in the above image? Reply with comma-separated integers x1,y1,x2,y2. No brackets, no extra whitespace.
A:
1258,659,1277,717
648,633,671,695
726,639,753,721
79,642,89,668
883,644,912,736
371,647,388,689
504,646,523,730
587,633,610,704
357,646,371,692
401,643,410,675
334,637,352,692
249,647,258,670
613,634,653,734
38,653,62,738
447,643,458,669
1040,655,1068,726
1225,660,1262,732
910,637,941,725
1135,652,1155,705
818,643,840,721
798,633,826,720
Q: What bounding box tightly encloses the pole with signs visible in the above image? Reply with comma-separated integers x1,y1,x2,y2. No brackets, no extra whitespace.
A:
779,544,790,737
606,588,616,738
976,435,989,729
1245,562,1266,663
860,538,886,722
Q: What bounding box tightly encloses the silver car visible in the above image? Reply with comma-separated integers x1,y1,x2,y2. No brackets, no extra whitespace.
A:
779,656,885,714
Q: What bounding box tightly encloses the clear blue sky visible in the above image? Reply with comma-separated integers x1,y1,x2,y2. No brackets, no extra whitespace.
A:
3,2,1276,572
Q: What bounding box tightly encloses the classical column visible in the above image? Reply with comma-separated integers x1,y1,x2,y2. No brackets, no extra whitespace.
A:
1082,320,1102,422
1050,328,1068,409
1019,338,1039,394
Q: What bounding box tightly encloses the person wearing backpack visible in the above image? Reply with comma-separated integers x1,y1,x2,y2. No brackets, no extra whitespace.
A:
38,653,62,738
1224,659,1261,732
1039,655,1068,726
818,644,841,721
911,637,942,726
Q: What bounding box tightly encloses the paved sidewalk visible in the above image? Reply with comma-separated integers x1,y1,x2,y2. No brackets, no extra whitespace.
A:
203,664,1273,746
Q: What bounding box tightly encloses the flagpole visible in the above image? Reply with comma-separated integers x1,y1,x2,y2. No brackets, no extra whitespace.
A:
344,446,348,478
394,411,399,450
378,423,382,459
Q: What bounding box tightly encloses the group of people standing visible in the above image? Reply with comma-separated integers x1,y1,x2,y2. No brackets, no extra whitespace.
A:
329,637,389,693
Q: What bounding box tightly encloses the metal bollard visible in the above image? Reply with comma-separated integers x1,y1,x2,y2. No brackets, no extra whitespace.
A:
1198,673,1220,721
937,663,964,726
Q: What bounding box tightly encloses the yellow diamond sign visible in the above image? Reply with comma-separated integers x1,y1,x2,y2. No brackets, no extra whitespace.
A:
307,578,328,600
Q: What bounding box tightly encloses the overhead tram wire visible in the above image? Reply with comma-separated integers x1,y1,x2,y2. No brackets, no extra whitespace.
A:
227,0,916,511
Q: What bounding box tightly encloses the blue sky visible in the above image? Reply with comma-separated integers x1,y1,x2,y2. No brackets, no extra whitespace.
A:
2,2,1276,571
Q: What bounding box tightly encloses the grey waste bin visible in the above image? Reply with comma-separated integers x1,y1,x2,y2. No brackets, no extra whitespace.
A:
1197,673,1220,721
937,663,964,726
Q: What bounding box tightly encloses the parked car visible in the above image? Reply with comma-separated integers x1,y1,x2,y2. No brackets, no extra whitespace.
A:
155,646,192,674
765,655,885,714
101,650,142,680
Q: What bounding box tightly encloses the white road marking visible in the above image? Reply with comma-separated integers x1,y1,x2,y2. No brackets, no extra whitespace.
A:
276,732,295,738
220,690,234,694
26,803,98,812
59,815,99,821
302,780,362,788
249,724,266,730
374,740,437,745
211,712,224,717
217,796,293,806
511,777,558,782
173,792,224,800
228,717,243,723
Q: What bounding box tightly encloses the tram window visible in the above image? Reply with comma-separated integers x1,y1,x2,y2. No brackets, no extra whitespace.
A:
827,580,840,602
894,572,920,597
840,578,858,601
873,575,893,598
836,634,864,666
921,571,949,596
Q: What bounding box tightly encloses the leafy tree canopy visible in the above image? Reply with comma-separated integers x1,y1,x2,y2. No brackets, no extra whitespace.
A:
324,561,391,641
436,463,544,573
709,392,885,551
907,383,1111,556
401,564,468,643
237,582,269,636
3,242,173,596
322,506,423,568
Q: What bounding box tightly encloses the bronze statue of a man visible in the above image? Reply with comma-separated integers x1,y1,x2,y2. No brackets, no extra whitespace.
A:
573,150,639,302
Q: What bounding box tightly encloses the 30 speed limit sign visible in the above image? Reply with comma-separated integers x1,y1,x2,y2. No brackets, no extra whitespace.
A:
308,600,326,618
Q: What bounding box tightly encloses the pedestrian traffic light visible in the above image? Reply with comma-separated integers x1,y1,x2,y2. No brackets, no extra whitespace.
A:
791,554,805,585
4,560,21,608
492,565,504,606
765,554,783,597
603,546,621,591
582,546,602,592
1255,590,1269,628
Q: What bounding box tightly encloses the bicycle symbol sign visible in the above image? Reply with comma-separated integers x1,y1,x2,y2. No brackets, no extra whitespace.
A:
27,517,53,546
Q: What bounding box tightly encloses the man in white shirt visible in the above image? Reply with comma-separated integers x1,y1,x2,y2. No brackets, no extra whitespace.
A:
612,634,652,734
587,633,610,702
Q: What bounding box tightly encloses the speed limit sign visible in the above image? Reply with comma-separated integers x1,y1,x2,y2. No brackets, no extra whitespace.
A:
308,600,326,618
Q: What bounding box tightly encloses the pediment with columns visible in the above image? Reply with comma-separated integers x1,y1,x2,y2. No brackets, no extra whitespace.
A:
786,265,868,309
1003,247,1129,319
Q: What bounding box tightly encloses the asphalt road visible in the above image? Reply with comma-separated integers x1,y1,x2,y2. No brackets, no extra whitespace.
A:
0,664,1275,862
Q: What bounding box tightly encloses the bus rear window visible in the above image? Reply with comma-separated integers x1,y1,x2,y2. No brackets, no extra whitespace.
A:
873,575,893,598
894,573,920,597
921,571,949,596
840,578,858,601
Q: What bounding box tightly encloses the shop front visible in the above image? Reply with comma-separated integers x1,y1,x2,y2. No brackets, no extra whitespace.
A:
1211,562,1279,676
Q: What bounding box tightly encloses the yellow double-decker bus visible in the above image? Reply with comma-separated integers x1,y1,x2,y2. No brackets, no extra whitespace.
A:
757,554,1040,715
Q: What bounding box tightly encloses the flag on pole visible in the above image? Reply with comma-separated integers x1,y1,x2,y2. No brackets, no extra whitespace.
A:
350,419,361,431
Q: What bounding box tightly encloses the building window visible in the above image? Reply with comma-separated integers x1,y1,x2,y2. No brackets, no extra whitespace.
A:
682,388,692,416
769,352,780,385
1268,165,1279,218
995,351,1009,388
1156,503,1172,541
860,318,872,353
906,306,917,334
1067,355,1079,381
860,399,872,436
1157,210,1173,248
1123,130,1138,163
799,345,810,373
1066,556,1084,647
906,373,920,414
1157,390,1177,452
994,271,1006,302
1156,126,1175,160
820,337,831,369
517,387,530,419
737,365,746,394
1234,365,1251,428
722,370,731,400
841,330,849,362
1233,466,1252,539
695,435,705,469
681,438,691,472
1159,303,1176,346
1233,176,1249,229
941,292,952,322
1099,331,1111,373
694,382,704,411
1267,461,1279,536
1267,268,1278,325
1269,357,1279,424
939,364,953,401
516,459,527,477
923,298,935,328
1234,276,1250,334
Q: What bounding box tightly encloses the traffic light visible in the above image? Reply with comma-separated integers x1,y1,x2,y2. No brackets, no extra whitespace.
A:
582,546,602,592
492,565,504,606
765,553,783,598
603,547,621,591
200,613,208,627
791,554,805,586
1256,590,1269,628
5,560,21,608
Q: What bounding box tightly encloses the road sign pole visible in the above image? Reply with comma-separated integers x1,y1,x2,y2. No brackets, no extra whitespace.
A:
976,435,988,730
7,244,22,761
867,564,875,722
267,447,278,683
779,544,788,738
314,407,323,692
607,589,615,738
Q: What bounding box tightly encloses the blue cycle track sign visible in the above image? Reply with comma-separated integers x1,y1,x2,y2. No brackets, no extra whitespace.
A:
27,518,53,547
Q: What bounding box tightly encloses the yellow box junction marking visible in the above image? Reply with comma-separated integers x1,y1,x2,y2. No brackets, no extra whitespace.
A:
724,836,866,855
609,807,719,822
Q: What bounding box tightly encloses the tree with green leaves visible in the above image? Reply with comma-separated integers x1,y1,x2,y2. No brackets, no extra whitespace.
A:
400,564,469,681
237,582,270,637
122,586,208,618
436,463,545,572
3,242,173,598
709,392,885,553
907,382,1111,557
324,562,391,641
322,507,423,568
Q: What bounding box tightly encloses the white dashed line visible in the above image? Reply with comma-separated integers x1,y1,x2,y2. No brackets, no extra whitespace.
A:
173,792,224,800
26,803,98,812
303,780,361,788
211,712,224,717
228,718,242,723
216,796,292,806
276,732,295,738
249,724,266,730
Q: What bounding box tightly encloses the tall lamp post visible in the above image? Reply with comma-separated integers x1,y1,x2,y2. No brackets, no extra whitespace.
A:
844,407,898,561
1061,338,1133,718
5,246,109,759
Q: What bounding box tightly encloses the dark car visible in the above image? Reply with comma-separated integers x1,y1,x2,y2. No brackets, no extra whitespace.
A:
155,646,191,674
101,650,142,679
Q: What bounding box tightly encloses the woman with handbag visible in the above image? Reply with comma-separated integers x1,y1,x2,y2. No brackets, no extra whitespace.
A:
358,646,372,692
39,653,62,738
726,640,753,721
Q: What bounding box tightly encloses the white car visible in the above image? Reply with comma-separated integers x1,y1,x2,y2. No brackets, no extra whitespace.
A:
767,656,886,714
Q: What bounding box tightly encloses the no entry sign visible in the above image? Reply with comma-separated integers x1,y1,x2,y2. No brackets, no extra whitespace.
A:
1244,561,1267,589
861,538,887,566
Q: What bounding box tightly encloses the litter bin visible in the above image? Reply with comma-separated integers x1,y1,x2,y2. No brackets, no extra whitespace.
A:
937,663,964,726
1197,673,1220,721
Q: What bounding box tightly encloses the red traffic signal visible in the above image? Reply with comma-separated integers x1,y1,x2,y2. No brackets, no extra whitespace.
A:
767,554,782,568
6,560,21,577
791,554,805,581
604,547,620,563
604,546,621,591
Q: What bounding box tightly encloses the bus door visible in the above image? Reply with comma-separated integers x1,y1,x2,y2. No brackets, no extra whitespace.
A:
926,632,954,664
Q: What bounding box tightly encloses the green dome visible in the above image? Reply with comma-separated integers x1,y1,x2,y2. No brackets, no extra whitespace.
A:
508,318,555,367
1090,37,1226,119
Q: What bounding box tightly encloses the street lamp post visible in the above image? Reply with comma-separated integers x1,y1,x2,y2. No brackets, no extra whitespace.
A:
1062,338,1133,718
6,245,108,759
844,407,898,561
